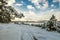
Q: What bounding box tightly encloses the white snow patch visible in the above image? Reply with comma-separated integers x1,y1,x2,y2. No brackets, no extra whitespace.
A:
0,23,60,40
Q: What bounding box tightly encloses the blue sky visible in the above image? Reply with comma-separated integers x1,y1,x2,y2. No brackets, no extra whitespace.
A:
7,0,60,21
14,0,60,12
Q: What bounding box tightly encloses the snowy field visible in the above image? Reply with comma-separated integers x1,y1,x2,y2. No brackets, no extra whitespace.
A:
0,23,60,40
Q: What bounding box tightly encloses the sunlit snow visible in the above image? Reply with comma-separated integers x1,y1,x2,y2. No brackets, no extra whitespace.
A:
0,23,60,40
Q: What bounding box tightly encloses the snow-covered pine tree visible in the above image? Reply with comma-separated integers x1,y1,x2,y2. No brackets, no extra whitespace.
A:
0,0,11,23
0,0,25,23
47,15,57,31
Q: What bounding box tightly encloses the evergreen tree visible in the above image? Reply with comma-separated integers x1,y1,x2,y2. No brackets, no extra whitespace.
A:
0,0,11,23
47,15,56,31
50,15,55,20
0,0,25,23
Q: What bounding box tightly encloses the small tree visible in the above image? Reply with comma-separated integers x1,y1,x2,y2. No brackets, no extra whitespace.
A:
47,15,56,31
50,15,55,20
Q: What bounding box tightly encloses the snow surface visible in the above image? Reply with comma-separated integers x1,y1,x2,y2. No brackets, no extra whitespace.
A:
0,23,60,40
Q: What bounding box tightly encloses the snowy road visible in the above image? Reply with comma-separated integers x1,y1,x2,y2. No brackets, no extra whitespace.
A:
0,23,60,40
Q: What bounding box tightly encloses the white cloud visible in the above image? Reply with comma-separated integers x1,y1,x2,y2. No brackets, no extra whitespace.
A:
5,0,60,21
41,2,48,10
20,10,52,21
51,4,54,7
29,0,48,10
20,9,60,21
12,9,60,21
29,0,46,4
15,3,23,6
40,10,60,21
35,2,48,10
29,0,40,6
28,10,36,16
29,0,39,4
27,5,35,10
54,12,60,21
6,0,16,6
53,0,60,2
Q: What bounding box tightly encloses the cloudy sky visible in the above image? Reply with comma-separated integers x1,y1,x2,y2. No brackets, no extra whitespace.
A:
7,0,60,21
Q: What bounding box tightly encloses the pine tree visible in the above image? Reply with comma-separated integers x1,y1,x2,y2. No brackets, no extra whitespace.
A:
0,0,25,23
47,15,56,31
50,15,55,20
0,0,11,23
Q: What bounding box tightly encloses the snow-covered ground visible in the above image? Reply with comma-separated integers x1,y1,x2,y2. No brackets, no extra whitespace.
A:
0,23,60,40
